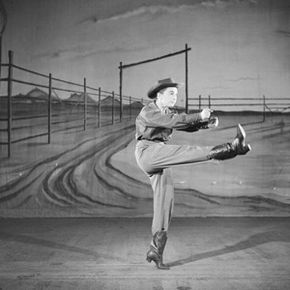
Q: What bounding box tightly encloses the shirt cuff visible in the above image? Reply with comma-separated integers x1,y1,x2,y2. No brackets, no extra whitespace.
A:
186,112,202,124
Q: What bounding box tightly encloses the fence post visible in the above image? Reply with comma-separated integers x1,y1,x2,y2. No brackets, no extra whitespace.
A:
129,96,132,119
199,95,201,110
263,95,266,122
112,91,114,125
84,77,87,130
185,43,189,114
48,73,52,144
7,50,13,158
119,94,122,123
98,87,101,128
208,95,211,109
119,61,123,122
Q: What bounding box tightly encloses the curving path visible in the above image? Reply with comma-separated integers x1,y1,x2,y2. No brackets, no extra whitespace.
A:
1,120,290,217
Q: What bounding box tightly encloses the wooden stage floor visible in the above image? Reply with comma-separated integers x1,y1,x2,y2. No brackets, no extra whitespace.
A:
0,217,289,289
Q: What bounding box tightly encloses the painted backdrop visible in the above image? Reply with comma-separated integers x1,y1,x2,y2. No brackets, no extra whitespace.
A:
0,0,289,217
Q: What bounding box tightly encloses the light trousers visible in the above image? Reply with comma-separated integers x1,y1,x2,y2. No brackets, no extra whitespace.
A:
135,140,211,235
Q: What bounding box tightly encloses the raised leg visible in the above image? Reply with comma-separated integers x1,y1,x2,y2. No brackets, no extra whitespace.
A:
208,124,251,160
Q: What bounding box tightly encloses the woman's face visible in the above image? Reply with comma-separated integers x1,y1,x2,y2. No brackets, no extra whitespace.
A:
157,87,178,108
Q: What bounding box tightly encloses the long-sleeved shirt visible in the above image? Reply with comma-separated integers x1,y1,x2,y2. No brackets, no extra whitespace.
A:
135,101,202,142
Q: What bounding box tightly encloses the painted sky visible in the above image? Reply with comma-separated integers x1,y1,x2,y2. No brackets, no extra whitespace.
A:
1,0,290,106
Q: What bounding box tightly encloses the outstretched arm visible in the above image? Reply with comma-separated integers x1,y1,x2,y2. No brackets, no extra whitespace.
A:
176,108,218,132
138,106,203,129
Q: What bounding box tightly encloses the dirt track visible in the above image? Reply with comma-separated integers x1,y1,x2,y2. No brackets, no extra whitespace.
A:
1,113,290,217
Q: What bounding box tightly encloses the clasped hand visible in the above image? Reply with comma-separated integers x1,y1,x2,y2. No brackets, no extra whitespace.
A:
200,108,213,120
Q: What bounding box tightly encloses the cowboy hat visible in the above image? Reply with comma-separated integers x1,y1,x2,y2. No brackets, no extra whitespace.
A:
147,78,181,99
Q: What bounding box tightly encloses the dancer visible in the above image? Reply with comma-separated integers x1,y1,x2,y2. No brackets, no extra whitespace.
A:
134,78,251,270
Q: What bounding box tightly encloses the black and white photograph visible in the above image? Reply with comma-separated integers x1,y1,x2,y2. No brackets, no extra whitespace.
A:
0,0,290,289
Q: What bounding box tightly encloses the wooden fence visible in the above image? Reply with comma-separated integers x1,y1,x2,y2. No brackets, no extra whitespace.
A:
0,50,145,158
188,95,290,121
1,50,289,158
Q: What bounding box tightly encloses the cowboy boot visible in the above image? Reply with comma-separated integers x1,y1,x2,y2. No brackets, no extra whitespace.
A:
146,230,170,270
208,124,251,160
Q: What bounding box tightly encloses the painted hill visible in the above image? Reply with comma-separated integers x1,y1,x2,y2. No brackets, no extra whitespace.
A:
129,101,143,109
100,95,120,108
6,88,61,103
0,87,60,104
24,87,60,103
66,93,97,104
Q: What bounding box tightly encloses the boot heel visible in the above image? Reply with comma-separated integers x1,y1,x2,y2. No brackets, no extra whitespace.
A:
147,231,170,270
239,144,251,155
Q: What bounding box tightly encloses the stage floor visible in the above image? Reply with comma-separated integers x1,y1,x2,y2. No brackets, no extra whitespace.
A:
0,217,289,290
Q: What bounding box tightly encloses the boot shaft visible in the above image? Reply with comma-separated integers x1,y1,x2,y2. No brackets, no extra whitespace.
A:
207,143,237,160
208,124,251,160
152,230,168,255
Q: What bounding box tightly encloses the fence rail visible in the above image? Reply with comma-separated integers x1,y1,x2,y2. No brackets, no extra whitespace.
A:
0,50,146,158
1,50,289,158
187,95,290,122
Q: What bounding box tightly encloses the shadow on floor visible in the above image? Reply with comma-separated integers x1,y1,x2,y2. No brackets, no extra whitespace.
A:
0,231,124,262
167,230,290,267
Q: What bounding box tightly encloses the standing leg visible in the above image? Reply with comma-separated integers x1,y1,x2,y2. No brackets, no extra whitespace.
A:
150,168,174,235
146,168,173,270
